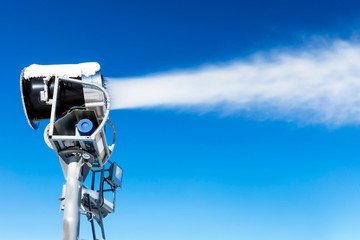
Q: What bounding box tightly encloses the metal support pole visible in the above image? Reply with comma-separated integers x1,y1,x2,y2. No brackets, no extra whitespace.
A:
62,159,83,240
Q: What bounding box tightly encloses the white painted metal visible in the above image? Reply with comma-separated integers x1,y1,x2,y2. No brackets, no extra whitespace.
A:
62,159,83,240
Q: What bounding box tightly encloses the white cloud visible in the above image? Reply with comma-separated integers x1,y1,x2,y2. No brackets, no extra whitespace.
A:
106,40,360,126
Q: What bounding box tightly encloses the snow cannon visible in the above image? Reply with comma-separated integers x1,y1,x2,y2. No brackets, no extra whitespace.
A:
20,62,105,129
20,62,122,240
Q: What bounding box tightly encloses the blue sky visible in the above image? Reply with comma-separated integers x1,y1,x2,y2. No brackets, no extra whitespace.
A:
2,1,360,239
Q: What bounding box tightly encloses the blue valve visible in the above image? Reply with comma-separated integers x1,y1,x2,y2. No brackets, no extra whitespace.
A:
77,118,95,152
77,119,95,136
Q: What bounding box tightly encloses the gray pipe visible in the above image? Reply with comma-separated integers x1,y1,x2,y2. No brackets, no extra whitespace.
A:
62,160,83,240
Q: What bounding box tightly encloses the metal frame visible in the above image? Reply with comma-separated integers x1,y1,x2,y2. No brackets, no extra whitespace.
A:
48,76,112,168
44,76,119,240
84,166,118,240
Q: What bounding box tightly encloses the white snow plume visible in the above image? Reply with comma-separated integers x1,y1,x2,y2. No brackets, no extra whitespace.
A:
106,40,360,126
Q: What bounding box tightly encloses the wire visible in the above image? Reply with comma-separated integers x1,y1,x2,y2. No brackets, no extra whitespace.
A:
60,105,86,118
